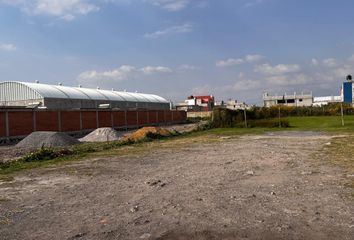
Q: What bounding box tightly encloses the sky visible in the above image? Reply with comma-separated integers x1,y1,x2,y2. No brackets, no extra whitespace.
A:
1,0,354,105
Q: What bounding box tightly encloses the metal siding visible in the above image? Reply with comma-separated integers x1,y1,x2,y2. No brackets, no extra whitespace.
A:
0,81,169,109
343,82,352,103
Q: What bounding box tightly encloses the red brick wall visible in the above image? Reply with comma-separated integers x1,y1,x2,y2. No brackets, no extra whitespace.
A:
126,111,137,125
82,111,97,130
138,111,148,125
113,111,126,127
148,111,157,124
36,111,59,131
2,110,186,138
157,111,165,123
0,112,5,137
173,111,186,122
98,111,112,128
61,111,81,132
165,111,172,122
8,111,34,136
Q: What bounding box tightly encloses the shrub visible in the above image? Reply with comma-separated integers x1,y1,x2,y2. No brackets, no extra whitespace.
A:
23,147,59,162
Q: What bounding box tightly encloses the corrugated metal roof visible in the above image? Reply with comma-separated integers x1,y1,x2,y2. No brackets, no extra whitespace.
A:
0,81,168,103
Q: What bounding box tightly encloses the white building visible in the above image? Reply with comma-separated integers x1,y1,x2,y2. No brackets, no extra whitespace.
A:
263,92,313,107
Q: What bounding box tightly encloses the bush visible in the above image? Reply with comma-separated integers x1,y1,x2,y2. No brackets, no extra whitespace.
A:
23,147,60,162
211,104,354,128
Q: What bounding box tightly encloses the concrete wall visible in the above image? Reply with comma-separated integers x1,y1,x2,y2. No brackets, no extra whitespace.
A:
0,109,187,139
187,111,212,118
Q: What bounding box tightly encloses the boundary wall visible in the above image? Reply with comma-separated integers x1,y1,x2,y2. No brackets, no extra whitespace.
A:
0,109,186,141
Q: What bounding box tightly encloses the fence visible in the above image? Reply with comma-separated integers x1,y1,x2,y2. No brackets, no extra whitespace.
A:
0,109,187,140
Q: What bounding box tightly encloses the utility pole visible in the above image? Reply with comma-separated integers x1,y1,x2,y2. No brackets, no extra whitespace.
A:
341,102,345,127
278,106,281,128
243,107,247,128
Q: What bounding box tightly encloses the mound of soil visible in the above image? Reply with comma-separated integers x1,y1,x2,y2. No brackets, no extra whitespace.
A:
16,131,80,148
80,128,124,142
125,127,170,141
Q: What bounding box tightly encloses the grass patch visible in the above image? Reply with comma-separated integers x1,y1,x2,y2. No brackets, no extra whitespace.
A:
288,115,354,132
322,136,354,190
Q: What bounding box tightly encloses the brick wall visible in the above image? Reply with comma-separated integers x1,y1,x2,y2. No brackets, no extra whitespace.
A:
98,111,112,128
61,111,81,132
0,109,186,138
8,111,33,136
113,111,126,127
0,112,6,137
36,111,59,131
82,111,97,130
148,111,158,124
126,111,138,126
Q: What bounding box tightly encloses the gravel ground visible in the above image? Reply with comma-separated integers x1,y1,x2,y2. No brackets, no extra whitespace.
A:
0,131,353,240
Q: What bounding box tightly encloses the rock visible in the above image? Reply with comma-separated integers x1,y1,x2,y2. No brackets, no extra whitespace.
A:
325,142,331,146
140,233,151,239
270,191,276,195
130,206,139,213
246,170,255,176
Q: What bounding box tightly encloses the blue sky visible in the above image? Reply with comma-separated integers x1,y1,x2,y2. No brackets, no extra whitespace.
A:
1,0,354,104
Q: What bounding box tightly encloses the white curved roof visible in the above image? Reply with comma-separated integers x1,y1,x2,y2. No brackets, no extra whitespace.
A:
1,82,169,103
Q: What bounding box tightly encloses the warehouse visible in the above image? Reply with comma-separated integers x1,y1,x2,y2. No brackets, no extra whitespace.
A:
0,81,170,110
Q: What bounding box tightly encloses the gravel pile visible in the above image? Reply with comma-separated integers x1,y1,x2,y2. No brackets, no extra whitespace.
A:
17,131,80,148
80,127,124,142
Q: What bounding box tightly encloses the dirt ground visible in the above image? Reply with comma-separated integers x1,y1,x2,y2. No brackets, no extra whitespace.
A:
0,131,353,240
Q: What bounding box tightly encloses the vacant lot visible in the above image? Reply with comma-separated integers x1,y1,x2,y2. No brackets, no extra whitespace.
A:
0,131,353,240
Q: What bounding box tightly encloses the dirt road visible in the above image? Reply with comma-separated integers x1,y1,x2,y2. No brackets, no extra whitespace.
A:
0,131,353,240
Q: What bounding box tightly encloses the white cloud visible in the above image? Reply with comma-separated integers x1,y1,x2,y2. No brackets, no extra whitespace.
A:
216,58,244,67
146,0,190,11
231,79,262,91
141,66,172,74
144,23,193,38
322,58,337,67
265,74,309,86
78,65,137,82
254,63,301,75
216,54,264,67
0,0,99,21
77,64,172,84
0,43,17,51
311,58,319,66
243,0,265,8
348,55,354,62
245,54,265,63
177,64,199,71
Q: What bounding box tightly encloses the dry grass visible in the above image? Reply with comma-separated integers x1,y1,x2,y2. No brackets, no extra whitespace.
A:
323,135,354,191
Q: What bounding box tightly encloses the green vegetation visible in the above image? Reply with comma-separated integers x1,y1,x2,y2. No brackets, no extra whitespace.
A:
288,115,354,132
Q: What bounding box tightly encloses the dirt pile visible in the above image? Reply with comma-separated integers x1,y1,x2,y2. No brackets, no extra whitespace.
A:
80,128,124,142
125,127,170,141
16,132,80,148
